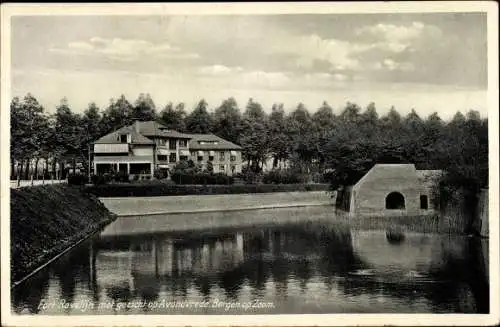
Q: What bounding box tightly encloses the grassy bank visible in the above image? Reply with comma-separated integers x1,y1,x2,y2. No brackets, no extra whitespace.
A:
10,184,117,284
86,182,330,198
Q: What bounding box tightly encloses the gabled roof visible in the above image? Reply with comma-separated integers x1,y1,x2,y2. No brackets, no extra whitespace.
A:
94,125,154,145
186,134,242,150
134,121,192,139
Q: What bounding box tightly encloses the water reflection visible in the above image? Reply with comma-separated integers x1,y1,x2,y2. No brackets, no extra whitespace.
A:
12,218,489,314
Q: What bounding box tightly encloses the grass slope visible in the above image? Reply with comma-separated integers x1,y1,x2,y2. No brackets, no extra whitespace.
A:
10,184,117,283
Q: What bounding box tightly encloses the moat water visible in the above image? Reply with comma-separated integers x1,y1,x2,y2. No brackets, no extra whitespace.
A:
12,208,489,314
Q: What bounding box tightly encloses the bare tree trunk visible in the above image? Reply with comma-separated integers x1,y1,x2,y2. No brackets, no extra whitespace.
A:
33,158,40,180
17,161,22,187
61,159,65,180
51,157,57,181
11,160,15,180
24,159,30,180
42,157,48,184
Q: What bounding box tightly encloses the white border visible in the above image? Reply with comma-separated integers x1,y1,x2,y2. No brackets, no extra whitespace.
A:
1,2,499,326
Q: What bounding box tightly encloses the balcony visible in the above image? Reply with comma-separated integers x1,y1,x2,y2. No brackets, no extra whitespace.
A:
94,143,129,154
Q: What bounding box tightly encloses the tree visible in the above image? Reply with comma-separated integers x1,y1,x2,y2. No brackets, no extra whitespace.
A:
54,98,83,178
287,103,315,174
268,103,291,168
11,94,48,182
402,109,425,166
10,97,23,179
80,102,102,174
133,93,157,121
340,101,361,124
100,95,134,134
360,102,379,130
159,102,187,131
212,97,242,144
312,101,337,174
185,99,212,133
240,98,269,172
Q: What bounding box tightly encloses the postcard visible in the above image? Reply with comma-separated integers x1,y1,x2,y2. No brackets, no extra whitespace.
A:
1,2,498,326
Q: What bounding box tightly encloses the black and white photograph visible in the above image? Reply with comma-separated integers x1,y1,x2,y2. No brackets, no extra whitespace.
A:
1,2,499,326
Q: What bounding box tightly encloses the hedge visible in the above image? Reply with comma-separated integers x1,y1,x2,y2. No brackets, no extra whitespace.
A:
262,169,306,184
86,183,331,197
171,172,234,185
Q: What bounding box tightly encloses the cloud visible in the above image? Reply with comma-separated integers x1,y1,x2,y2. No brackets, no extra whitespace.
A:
196,64,291,90
274,33,367,71
357,21,428,42
241,71,290,88
375,59,414,72
198,64,243,76
274,30,424,74
50,37,200,62
355,21,443,56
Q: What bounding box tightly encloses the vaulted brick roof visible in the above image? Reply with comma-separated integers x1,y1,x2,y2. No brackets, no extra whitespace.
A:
353,164,442,191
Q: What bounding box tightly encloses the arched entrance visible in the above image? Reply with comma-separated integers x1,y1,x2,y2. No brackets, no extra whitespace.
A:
385,192,405,209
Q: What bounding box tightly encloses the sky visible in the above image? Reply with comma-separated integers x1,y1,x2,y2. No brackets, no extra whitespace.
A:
10,12,488,119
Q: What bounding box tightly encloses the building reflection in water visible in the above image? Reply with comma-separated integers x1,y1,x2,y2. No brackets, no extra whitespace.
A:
94,225,359,304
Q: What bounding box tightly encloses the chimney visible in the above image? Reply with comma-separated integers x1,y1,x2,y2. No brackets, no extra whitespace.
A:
134,120,140,133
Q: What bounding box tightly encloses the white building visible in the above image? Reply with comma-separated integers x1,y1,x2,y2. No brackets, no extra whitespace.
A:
93,120,243,178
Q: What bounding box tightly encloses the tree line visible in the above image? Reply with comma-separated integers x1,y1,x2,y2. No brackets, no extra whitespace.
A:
10,93,488,196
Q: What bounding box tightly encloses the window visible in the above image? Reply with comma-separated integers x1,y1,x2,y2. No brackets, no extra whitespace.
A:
231,165,236,173
120,134,127,143
420,195,428,210
180,155,188,161
219,152,225,161
198,156,203,162
230,155,236,162
219,165,225,171
157,155,168,161
169,139,177,150
158,139,167,146
209,156,214,161
385,192,405,210
199,140,219,145
179,140,188,148
169,153,177,163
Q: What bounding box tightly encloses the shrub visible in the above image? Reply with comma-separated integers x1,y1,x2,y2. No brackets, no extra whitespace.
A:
262,169,304,184
241,170,261,184
111,171,130,183
154,169,168,180
68,174,86,185
90,174,109,185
